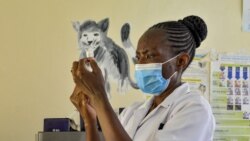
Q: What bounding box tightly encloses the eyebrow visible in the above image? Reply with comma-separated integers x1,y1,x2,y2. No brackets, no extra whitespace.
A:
136,49,149,55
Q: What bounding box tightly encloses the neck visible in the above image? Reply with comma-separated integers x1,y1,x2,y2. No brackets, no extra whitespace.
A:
153,80,182,107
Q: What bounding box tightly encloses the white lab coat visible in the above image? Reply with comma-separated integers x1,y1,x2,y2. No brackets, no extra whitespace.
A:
119,83,215,141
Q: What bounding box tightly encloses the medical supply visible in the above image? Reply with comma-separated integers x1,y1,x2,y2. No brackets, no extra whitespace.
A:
134,54,179,95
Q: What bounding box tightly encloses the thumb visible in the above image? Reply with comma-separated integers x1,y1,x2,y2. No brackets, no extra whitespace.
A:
89,59,101,73
80,100,88,117
78,93,86,108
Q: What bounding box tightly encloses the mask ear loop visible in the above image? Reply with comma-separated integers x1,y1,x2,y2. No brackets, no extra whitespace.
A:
162,53,183,79
162,53,183,65
168,71,177,79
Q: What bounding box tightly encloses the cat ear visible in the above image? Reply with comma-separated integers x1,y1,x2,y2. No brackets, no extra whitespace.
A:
98,18,109,34
72,21,81,32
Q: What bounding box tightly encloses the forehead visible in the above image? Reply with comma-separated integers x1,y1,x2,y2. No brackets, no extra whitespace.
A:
137,29,172,53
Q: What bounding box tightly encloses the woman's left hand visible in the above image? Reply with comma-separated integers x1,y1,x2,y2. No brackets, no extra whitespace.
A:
71,58,132,141
70,86,97,126
71,58,108,107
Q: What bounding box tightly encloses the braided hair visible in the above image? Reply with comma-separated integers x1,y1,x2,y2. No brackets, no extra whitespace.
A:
149,15,207,68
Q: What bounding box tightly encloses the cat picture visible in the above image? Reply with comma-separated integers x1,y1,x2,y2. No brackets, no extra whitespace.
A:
72,18,138,97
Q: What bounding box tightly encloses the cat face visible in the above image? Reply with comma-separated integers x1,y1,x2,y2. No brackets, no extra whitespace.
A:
79,28,102,51
73,18,109,52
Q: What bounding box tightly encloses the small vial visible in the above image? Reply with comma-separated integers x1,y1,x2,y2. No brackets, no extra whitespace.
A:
86,49,94,58
85,49,94,72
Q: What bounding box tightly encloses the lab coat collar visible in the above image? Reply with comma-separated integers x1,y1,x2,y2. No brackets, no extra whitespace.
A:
129,83,190,138
138,97,154,110
137,83,190,110
159,83,190,108
129,99,153,138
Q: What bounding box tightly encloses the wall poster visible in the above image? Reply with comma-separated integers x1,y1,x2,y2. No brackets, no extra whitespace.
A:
211,54,250,141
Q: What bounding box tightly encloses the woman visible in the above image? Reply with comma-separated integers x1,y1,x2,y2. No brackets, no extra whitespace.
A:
70,15,215,141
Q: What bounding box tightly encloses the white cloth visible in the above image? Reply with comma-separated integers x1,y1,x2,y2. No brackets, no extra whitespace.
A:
119,83,215,141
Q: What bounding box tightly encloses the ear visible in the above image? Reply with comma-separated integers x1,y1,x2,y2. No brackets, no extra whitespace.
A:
72,21,81,32
177,53,190,70
98,18,109,34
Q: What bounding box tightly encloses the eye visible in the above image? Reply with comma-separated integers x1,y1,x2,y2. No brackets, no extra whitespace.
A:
94,33,99,36
146,54,155,59
82,34,87,37
135,55,140,61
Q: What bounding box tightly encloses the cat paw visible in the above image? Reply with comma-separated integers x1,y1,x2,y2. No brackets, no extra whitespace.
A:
117,78,129,94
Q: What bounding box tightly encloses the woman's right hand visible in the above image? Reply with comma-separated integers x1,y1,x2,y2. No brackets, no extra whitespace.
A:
71,58,109,108
70,86,97,127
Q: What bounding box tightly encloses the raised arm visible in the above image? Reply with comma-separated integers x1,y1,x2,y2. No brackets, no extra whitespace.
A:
71,58,132,141
70,85,101,141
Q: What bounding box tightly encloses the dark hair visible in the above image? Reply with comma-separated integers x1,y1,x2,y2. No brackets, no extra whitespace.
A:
149,15,207,67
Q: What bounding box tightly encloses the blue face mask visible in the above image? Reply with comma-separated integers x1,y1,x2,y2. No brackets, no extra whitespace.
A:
135,55,179,95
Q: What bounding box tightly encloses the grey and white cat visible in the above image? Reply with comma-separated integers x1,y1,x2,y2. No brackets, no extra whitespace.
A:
72,18,138,96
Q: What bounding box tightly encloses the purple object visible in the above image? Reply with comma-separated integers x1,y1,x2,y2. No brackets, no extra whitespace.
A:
44,118,71,132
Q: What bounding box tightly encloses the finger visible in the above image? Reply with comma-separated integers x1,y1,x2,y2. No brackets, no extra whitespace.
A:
71,61,79,77
89,58,101,73
83,94,90,104
72,74,82,86
80,101,88,121
74,85,82,93
76,83,92,96
79,94,89,116
72,74,93,96
78,58,89,74
72,61,79,73
70,94,80,110
71,88,82,102
71,86,88,104
71,86,79,99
